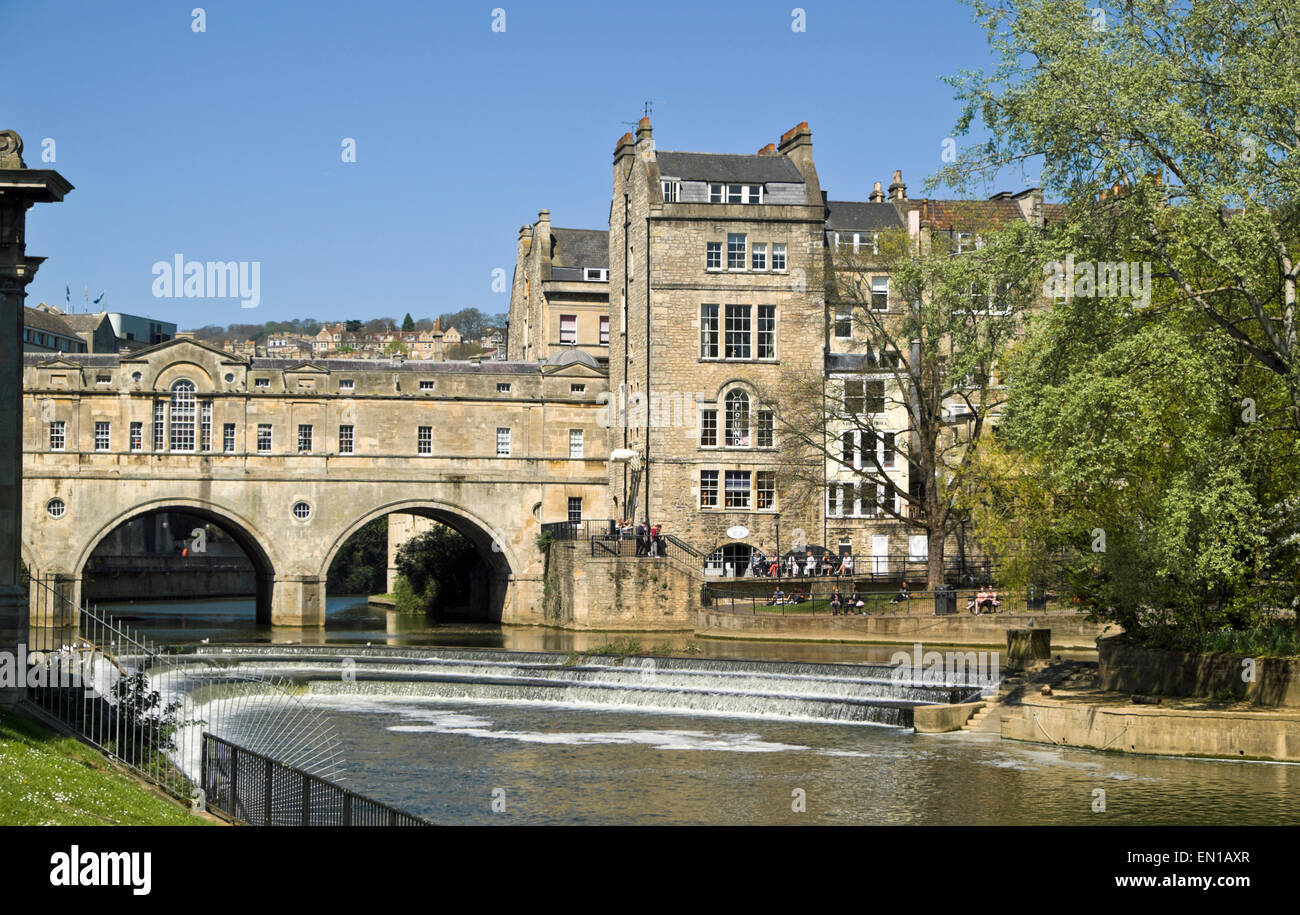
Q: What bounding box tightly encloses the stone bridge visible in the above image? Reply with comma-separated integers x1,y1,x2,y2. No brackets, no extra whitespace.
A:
21,338,612,626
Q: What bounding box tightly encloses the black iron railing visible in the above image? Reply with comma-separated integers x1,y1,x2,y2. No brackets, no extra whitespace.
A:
23,576,345,801
701,582,1050,617
201,733,433,826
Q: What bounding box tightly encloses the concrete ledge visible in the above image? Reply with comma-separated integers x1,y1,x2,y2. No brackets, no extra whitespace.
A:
913,700,985,733
1001,693,1300,761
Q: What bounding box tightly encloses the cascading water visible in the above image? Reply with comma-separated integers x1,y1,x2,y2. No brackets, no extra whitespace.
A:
174,646,993,729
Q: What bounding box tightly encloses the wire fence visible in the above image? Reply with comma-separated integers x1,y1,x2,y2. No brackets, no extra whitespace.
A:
201,733,434,826
22,575,347,802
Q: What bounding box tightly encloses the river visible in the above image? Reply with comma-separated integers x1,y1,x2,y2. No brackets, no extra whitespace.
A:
108,595,1300,825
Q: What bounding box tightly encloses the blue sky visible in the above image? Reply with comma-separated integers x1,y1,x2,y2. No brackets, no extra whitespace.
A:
5,0,1033,329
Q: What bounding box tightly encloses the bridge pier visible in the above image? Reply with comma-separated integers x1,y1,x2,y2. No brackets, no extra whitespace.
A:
270,575,327,627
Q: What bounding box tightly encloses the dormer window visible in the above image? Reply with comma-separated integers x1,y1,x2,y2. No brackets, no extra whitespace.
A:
419,379,435,391
584,268,608,282
254,378,270,389
710,184,763,204
661,179,680,202
339,379,355,392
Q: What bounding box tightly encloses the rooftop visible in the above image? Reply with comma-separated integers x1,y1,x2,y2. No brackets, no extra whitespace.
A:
655,151,804,185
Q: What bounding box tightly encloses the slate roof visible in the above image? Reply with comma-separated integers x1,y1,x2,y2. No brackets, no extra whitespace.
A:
23,307,80,339
825,201,906,232
899,198,1029,231
543,349,603,370
24,353,119,367
58,313,111,332
655,151,804,184
550,228,609,269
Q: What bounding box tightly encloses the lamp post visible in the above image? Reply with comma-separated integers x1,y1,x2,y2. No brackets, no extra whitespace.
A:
774,512,781,586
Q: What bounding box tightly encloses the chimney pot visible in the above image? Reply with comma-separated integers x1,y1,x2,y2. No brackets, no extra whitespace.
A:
888,170,907,201
869,181,884,203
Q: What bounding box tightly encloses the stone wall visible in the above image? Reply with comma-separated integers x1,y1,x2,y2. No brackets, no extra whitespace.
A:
1098,638,1300,707
542,541,696,630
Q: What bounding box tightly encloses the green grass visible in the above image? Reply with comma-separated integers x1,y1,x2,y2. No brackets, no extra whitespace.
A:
1133,624,1300,657
0,708,209,826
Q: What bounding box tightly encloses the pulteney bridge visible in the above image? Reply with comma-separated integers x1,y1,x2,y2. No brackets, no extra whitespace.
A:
21,337,612,625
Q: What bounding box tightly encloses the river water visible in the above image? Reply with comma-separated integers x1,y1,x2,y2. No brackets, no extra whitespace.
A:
110,595,1300,825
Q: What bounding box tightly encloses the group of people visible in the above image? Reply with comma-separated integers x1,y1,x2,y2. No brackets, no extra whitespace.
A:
765,587,810,606
966,588,1001,614
748,551,857,579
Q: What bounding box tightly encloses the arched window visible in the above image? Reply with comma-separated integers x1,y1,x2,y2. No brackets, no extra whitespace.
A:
724,389,750,447
169,380,196,452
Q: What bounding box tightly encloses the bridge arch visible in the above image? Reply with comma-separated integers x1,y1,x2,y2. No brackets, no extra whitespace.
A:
71,497,282,623
321,498,520,623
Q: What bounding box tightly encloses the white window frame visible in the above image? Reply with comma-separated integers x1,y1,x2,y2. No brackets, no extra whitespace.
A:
94,421,110,452
871,276,890,311
417,425,433,455
559,314,577,345
339,424,354,454
223,423,236,453
661,179,680,202
771,243,787,272
727,233,747,270
129,421,143,452
298,424,313,454
256,424,272,454
569,429,584,459
751,243,767,271
496,427,511,457
706,242,722,271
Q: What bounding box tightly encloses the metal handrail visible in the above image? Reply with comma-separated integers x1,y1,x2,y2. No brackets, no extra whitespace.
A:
202,733,433,826
23,576,347,800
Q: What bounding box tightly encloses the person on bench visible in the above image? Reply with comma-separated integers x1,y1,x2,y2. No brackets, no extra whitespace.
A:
830,587,843,615
890,581,911,604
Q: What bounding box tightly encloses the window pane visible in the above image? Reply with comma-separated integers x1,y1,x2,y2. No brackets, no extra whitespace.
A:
496,427,511,456
725,390,750,446
339,424,353,454
772,244,786,271
757,410,774,448
727,234,746,269
700,304,719,358
724,470,751,508
756,471,775,509
169,381,196,451
699,409,717,447
872,276,889,310
700,470,719,508
751,243,766,271
724,304,751,359
298,424,313,453
834,304,852,338
569,429,584,458
706,243,722,270
560,314,577,344
757,305,775,358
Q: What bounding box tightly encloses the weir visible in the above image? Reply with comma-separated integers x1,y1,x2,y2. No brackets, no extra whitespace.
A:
177,646,991,729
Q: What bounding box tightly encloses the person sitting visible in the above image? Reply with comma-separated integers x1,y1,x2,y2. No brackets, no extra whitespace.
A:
973,589,991,614
890,581,911,604
848,589,863,614
820,555,833,576
829,587,843,615
787,555,800,578
982,589,1001,613
804,554,817,577
967,593,979,614
766,588,786,606
790,589,807,604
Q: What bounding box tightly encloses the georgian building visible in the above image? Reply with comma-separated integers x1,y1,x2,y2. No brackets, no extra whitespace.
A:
507,210,610,363
505,118,1051,576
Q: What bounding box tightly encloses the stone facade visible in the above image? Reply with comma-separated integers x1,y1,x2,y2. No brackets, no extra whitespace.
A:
507,210,610,363
21,337,612,626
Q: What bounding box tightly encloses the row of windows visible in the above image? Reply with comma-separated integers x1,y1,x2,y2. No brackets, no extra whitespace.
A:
840,429,896,469
24,328,88,352
827,482,902,518
47,420,586,458
660,181,767,205
559,315,611,345
700,304,776,360
699,469,776,510
705,236,787,272
249,378,516,394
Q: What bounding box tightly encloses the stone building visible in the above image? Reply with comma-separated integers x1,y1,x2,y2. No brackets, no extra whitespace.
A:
605,119,827,570
507,210,610,364
21,336,612,623
507,117,1055,580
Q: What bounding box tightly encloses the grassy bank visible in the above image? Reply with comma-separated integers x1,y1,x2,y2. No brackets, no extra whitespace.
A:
0,708,209,826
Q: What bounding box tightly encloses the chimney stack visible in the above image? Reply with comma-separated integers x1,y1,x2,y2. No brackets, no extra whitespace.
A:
757,143,777,156
888,170,907,201
635,117,654,158
868,181,885,203
613,131,635,166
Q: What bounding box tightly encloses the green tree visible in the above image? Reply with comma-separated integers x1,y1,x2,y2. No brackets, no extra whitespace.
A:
326,516,387,594
943,0,1300,428
401,313,415,332
772,220,1048,590
392,524,479,615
